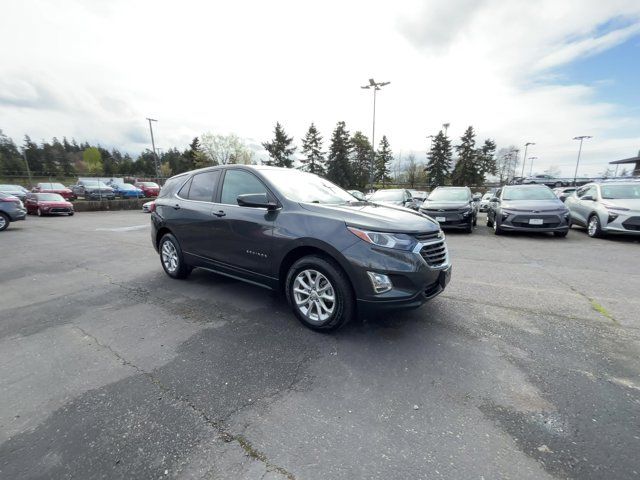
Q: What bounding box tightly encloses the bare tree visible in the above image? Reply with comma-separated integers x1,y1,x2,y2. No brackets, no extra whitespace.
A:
405,154,419,187
200,133,251,166
544,165,561,177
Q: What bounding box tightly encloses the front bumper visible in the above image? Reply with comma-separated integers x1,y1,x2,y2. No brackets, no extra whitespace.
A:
10,209,27,221
341,236,452,315
602,213,640,236
499,211,570,233
420,209,473,229
86,192,115,200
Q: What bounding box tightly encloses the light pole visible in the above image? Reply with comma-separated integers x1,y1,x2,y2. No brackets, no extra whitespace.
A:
146,117,159,178
510,148,520,182
528,156,538,176
520,142,535,177
442,123,450,137
572,136,592,186
22,149,33,187
361,78,390,187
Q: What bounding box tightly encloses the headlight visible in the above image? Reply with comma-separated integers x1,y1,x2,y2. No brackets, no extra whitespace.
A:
461,206,472,216
347,226,416,250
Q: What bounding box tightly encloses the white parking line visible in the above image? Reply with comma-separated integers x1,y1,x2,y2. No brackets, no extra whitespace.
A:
95,225,149,232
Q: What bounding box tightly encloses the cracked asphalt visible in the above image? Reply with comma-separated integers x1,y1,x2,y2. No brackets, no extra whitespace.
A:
1,210,639,479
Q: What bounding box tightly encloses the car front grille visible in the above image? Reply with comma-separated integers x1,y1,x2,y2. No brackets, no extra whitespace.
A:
50,208,71,213
419,240,448,267
511,214,560,228
622,216,640,231
414,231,440,242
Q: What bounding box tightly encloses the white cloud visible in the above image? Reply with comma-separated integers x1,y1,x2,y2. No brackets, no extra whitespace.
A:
1,0,639,175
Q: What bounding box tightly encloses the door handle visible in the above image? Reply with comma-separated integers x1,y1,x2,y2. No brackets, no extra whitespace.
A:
213,210,226,217
173,204,181,210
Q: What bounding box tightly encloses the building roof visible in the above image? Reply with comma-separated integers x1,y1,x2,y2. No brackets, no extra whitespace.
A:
609,155,640,165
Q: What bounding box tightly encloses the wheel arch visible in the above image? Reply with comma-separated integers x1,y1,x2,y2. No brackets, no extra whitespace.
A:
278,242,356,294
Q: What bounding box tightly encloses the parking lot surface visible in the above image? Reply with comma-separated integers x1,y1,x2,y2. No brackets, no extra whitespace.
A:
1,211,639,479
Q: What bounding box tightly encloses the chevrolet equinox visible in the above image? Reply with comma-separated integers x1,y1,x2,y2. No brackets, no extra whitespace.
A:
151,166,451,331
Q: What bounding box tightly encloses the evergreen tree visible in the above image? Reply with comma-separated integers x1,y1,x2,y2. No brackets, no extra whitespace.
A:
374,135,393,187
350,131,373,190
425,130,452,187
262,122,295,168
299,123,325,175
0,130,24,175
451,126,481,186
326,121,352,187
477,139,497,181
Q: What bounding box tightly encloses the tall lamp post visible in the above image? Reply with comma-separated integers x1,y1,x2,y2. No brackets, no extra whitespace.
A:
361,78,390,187
520,142,535,177
442,123,450,137
528,156,538,176
572,136,592,186
146,117,159,178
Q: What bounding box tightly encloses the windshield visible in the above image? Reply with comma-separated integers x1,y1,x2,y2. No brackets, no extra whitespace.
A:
39,183,66,189
428,189,469,201
0,184,24,191
36,193,65,201
84,181,110,188
261,169,356,204
140,182,159,187
482,193,492,200
601,184,640,199
369,190,404,201
503,186,556,200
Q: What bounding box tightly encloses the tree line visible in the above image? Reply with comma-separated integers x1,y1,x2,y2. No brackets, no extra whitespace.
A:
1,122,500,189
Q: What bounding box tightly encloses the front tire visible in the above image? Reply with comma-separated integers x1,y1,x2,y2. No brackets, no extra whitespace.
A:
285,255,354,332
159,233,191,279
0,212,9,231
37,208,43,217
493,217,503,235
587,215,603,238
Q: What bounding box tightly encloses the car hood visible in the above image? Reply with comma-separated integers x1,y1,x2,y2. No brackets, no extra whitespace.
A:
601,199,640,211
500,199,567,211
421,201,470,210
299,202,440,234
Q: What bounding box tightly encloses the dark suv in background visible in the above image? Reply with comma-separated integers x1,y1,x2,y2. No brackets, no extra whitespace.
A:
419,186,477,233
151,166,451,331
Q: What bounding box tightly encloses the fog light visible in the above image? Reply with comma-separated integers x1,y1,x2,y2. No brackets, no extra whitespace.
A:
367,271,393,293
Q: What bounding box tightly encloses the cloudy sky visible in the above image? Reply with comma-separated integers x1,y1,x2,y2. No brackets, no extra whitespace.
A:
1,0,640,176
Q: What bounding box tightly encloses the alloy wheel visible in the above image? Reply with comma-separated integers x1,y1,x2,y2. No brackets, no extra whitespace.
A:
293,269,336,324
161,240,179,273
0,216,6,230
588,217,599,237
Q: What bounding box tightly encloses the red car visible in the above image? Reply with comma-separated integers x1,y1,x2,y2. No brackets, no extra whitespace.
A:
25,193,74,216
33,182,75,200
134,181,160,197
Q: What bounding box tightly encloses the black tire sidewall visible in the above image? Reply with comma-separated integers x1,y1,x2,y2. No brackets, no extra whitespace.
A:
0,213,9,231
588,215,601,238
159,233,190,279
286,256,354,331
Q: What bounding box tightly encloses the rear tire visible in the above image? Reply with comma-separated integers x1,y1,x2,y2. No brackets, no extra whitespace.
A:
286,255,354,332
0,212,9,231
159,233,191,279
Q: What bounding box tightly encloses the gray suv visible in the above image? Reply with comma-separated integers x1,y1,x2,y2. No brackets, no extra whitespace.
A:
0,192,27,231
151,166,452,331
565,182,640,237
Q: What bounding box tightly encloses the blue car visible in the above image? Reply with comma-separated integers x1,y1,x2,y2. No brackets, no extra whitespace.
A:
111,183,144,198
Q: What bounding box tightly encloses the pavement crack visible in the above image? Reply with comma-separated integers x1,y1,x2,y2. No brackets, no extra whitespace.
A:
73,325,296,480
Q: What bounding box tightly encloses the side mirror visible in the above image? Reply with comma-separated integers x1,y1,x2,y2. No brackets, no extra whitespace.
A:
237,193,278,210
490,197,500,203
581,195,594,201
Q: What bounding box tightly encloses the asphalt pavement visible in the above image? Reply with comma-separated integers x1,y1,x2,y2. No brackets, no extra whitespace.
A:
1,210,639,479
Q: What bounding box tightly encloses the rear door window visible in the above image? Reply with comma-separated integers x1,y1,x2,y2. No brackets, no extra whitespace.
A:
183,171,220,202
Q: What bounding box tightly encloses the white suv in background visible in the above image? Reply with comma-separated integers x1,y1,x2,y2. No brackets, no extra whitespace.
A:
565,182,640,237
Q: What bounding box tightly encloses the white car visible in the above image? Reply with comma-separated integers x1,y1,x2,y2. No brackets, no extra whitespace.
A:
142,200,155,213
565,182,640,237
